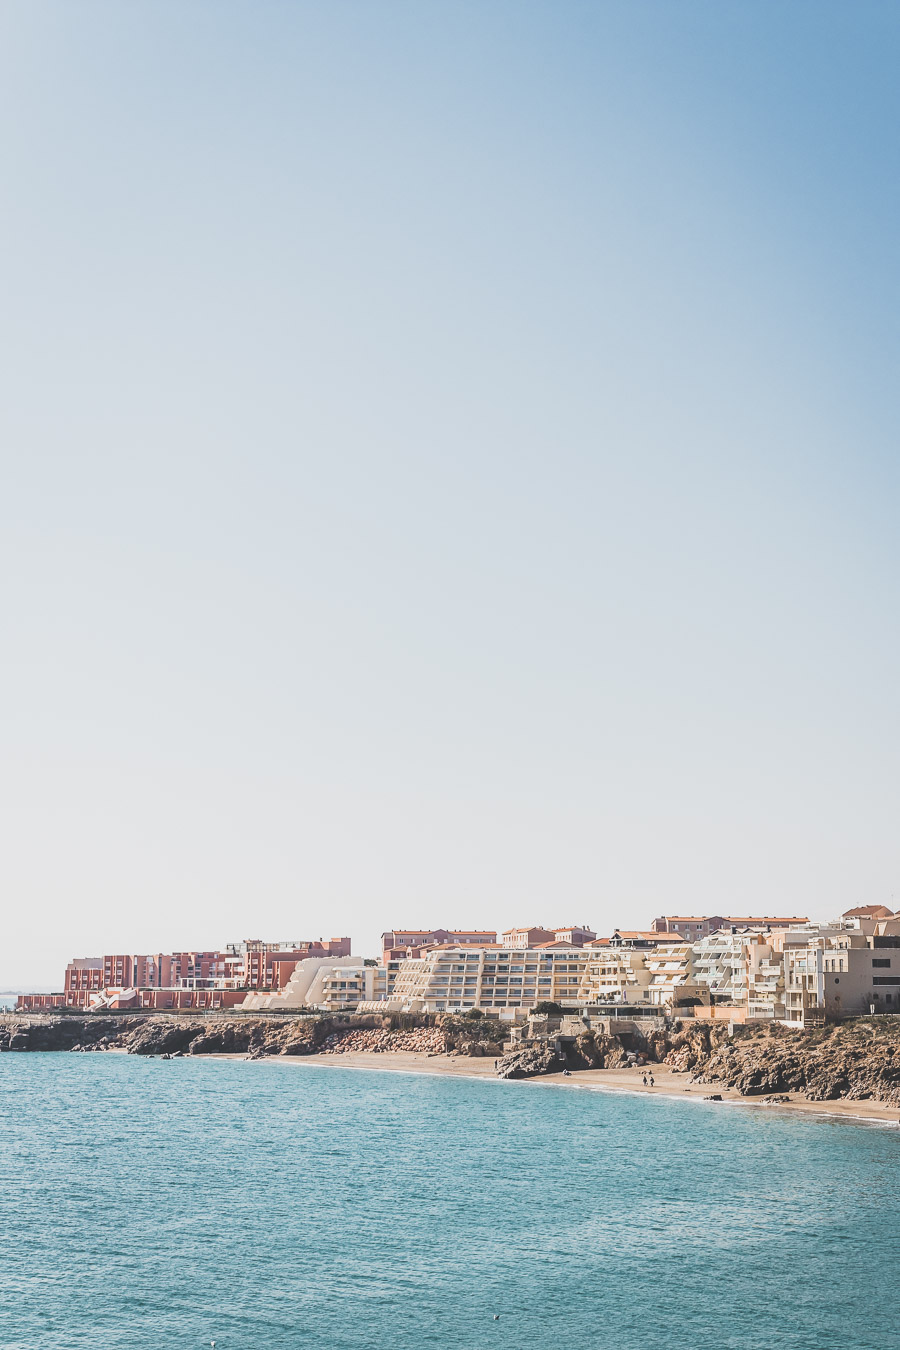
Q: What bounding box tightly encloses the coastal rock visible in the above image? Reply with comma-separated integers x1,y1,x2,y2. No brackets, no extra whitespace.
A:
496,1047,560,1079
690,1022,900,1106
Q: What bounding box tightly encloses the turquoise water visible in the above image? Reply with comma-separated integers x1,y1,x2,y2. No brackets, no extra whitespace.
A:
1,1056,898,1350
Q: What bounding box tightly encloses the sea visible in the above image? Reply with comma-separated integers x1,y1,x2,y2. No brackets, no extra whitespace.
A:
0,1055,897,1350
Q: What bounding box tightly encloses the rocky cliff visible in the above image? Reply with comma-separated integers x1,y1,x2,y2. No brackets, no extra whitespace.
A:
0,1010,506,1060
677,1019,900,1104
497,1018,900,1105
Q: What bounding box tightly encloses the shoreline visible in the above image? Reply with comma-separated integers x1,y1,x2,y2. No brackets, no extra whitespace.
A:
208,1050,900,1128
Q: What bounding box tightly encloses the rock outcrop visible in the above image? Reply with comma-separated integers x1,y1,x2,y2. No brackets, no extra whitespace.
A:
684,1021,900,1104
497,1046,561,1079
494,1018,900,1104
0,1010,506,1061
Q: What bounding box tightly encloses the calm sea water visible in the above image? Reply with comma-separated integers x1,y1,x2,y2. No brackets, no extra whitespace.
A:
0,1055,897,1350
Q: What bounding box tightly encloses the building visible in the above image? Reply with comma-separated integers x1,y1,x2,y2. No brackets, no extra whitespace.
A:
691,931,747,1001
501,926,596,949
651,916,726,940
607,930,663,949
372,944,591,1015
552,926,597,946
501,927,555,949
783,932,900,1024
652,915,808,939
576,943,653,1004
17,936,352,1012
228,938,351,990
643,942,703,1008
841,905,893,921
239,956,363,1011
745,939,786,1020
380,929,497,959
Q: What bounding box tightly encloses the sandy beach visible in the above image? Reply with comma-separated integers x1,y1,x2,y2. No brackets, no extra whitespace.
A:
239,1051,900,1128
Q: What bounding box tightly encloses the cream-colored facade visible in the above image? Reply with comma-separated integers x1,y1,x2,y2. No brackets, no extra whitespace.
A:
576,944,653,1004
744,940,785,1019
240,955,362,1011
317,965,378,1012
643,942,703,1007
783,933,900,1023
370,945,591,1014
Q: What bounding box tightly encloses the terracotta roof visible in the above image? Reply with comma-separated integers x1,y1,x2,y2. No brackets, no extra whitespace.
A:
842,905,892,919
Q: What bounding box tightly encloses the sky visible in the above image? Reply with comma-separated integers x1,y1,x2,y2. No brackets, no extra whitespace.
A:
1,1,899,988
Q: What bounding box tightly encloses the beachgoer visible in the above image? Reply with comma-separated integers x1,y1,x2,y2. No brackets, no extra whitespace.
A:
642,1074,647,1086
649,1075,655,1087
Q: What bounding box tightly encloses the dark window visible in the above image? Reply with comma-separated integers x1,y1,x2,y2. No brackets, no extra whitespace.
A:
872,959,891,968
873,977,900,986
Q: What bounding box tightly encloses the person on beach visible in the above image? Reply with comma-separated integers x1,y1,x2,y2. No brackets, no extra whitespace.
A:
649,1074,655,1087
642,1074,647,1086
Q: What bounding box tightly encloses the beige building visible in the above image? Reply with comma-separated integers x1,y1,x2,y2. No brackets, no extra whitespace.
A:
371,944,591,1015
783,934,900,1023
240,955,363,1011
576,943,653,1004
643,942,703,1007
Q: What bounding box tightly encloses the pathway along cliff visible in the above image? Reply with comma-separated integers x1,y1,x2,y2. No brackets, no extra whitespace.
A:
3,1012,900,1107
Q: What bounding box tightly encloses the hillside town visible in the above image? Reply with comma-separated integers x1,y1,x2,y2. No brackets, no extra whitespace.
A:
17,905,900,1027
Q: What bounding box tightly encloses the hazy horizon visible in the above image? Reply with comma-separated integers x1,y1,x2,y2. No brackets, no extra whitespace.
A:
3,2,899,989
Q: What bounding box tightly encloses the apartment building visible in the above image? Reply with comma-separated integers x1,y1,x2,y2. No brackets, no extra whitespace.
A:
19,937,352,1011
651,916,727,940
500,925,597,949
381,929,497,959
745,941,785,1020
841,905,893,921
317,965,379,1013
576,944,654,1004
643,942,702,1007
783,933,900,1023
230,938,351,990
376,945,590,1014
691,932,747,1001
501,927,555,949
651,914,808,939
607,930,663,949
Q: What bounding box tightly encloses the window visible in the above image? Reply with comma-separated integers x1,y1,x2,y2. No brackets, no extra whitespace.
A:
873,976,900,985
872,959,891,968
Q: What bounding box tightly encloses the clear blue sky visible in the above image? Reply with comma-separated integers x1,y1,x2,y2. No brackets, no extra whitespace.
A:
2,2,898,987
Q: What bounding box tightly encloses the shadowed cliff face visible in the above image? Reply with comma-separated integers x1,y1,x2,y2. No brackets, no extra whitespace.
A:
498,1020,900,1105
0,1011,506,1060
681,1020,900,1103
